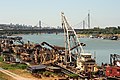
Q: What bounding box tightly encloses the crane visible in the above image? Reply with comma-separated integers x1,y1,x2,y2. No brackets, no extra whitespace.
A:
61,12,84,64
41,41,61,54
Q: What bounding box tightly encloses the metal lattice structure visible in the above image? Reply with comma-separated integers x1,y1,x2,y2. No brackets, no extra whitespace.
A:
61,12,84,63
110,54,120,66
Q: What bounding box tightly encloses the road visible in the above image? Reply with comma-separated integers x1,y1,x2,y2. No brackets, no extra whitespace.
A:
0,67,32,80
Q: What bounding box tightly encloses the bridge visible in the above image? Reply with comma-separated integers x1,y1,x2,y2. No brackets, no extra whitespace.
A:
0,28,102,37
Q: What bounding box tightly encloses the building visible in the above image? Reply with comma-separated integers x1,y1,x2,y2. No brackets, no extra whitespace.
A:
27,64,46,73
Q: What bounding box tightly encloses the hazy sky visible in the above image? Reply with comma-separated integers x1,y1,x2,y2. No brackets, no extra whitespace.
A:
0,0,120,28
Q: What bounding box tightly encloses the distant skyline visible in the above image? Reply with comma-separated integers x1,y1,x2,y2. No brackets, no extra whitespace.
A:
0,0,120,29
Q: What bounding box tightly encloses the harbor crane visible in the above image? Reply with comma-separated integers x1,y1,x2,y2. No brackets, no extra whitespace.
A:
61,12,96,74
61,12,84,64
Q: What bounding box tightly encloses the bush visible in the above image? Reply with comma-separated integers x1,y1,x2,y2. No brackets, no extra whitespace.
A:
42,71,57,77
68,73,79,78
17,64,27,69
0,56,3,62
43,71,50,77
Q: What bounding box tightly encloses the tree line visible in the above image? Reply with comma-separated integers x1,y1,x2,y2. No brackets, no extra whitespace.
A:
76,26,120,34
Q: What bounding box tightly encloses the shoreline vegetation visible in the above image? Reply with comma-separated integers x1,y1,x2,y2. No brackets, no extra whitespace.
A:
10,26,120,39
0,26,120,35
10,32,120,38
76,27,120,38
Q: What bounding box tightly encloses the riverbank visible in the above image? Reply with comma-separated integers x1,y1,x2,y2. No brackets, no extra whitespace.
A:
77,33,120,38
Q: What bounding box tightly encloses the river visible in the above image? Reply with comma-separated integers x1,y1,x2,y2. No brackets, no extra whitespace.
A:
19,33,120,65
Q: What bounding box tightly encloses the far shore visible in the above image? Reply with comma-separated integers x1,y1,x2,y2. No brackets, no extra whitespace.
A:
7,33,120,39
77,34,120,38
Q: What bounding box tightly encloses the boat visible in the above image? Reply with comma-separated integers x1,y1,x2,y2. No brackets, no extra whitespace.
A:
110,36,118,40
103,36,118,40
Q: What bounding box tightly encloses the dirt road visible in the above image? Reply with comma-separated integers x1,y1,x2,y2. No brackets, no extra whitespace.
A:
0,67,32,80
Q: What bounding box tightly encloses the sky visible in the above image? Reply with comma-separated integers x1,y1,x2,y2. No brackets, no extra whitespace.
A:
0,0,120,29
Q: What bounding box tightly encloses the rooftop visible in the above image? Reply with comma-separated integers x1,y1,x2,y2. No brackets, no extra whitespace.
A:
29,64,46,70
80,53,92,56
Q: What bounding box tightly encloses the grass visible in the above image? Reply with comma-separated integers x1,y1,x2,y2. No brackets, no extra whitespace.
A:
0,62,28,70
0,55,28,70
0,56,3,62
68,73,79,78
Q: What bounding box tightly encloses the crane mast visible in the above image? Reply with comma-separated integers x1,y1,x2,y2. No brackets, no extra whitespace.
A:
61,12,84,63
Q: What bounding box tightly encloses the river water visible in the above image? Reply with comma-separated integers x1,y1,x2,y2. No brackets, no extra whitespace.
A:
20,33,120,65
